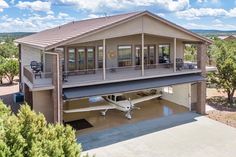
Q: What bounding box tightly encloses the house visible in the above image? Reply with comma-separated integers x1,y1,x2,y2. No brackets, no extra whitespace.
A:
218,35,236,41
16,11,212,124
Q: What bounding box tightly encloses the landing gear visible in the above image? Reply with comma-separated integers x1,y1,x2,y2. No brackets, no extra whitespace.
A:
101,109,108,116
125,111,132,119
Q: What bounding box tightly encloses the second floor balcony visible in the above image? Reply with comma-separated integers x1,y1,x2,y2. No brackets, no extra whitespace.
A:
23,60,204,90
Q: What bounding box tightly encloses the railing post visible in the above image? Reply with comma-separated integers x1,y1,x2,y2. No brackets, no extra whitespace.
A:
103,39,106,80
173,38,176,72
141,33,144,76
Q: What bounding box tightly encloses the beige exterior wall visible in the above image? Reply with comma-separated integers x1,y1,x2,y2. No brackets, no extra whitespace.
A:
71,15,201,44
32,90,54,123
21,44,42,81
161,83,191,109
191,83,197,104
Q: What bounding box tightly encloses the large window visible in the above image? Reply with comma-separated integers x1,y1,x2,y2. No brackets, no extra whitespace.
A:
77,48,86,71
98,46,103,68
68,48,75,71
87,47,95,70
159,44,170,63
118,45,132,67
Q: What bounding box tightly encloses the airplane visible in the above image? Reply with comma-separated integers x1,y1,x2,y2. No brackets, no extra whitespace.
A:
63,92,162,119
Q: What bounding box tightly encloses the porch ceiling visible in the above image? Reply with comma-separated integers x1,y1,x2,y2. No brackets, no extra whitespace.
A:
63,74,205,100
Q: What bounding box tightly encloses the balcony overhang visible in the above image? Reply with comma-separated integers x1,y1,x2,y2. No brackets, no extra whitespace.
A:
63,73,205,100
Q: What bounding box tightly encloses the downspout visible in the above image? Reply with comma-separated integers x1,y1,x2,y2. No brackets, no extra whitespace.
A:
44,51,61,123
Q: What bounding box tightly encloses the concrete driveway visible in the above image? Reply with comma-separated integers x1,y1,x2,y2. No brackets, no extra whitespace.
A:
78,112,236,157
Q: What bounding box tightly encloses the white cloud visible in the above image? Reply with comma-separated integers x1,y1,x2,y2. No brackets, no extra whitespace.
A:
16,1,51,12
212,19,222,24
176,8,228,20
0,12,76,32
197,0,219,3
55,0,189,12
0,0,9,12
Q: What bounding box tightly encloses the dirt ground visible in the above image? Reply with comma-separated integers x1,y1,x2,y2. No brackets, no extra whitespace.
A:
0,78,20,113
206,88,236,128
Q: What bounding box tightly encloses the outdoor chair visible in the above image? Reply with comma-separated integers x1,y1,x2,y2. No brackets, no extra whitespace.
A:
176,58,184,71
30,61,42,79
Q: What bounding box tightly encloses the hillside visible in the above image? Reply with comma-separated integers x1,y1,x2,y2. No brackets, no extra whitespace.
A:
1,30,236,42
0,32,35,42
190,29,236,37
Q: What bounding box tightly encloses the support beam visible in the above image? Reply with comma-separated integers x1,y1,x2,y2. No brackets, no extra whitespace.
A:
173,38,176,72
18,44,22,92
141,33,144,76
196,81,206,114
197,43,207,77
103,39,106,80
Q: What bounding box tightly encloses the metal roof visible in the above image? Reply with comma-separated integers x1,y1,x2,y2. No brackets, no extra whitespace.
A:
63,74,205,100
15,11,212,50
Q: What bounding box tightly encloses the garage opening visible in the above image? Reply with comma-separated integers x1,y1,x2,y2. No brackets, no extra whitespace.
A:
63,83,194,135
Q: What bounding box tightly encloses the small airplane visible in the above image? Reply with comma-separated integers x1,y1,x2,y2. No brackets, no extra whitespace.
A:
63,92,162,119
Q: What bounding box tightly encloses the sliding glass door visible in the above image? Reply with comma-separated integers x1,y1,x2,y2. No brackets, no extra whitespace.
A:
68,47,95,74
135,45,156,68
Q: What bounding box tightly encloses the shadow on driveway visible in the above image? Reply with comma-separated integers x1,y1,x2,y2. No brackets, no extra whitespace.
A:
77,112,200,151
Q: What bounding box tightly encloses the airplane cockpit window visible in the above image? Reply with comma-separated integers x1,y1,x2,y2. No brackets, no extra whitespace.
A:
116,95,126,101
108,95,111,99
112,95,115,101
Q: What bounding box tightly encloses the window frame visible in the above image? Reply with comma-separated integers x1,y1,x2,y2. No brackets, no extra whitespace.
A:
117,45,133,67
158,43,171,64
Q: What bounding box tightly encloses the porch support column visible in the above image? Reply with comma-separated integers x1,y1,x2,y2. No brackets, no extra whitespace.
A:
141,33,144,76
197,43,207,77
196,81,206,114
173,38,176,72
103,39,106,80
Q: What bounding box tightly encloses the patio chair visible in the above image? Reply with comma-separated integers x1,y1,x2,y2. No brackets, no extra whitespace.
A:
30,61,42,79
176,58,184,71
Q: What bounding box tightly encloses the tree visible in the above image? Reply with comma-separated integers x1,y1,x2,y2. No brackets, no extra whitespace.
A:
3,59,19,84
209,39,236,105
0,57,5,84
0,101,82,156
0,41,18,58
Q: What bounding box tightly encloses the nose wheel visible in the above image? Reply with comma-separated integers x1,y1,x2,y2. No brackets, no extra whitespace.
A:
125,111,132,119
101,109,108,116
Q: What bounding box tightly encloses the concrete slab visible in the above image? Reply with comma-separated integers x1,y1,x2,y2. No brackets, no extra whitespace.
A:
79,112,236,157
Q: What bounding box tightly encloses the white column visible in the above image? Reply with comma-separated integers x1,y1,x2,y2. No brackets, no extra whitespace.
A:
173,38,177,72
141,33,144,76
103,39,106,80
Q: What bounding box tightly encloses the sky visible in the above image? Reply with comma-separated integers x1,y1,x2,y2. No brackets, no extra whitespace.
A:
0,0,236,32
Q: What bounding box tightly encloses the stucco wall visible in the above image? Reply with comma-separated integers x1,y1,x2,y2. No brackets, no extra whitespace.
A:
21,44,42,82
32,90,54,123
161,83,191,109
72,15,200,44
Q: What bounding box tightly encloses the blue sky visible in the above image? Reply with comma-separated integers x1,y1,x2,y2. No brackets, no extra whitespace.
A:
0,0,236,32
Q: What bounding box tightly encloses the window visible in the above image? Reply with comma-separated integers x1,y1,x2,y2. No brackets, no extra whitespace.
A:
118,45,132,67
163,86,173,94
116,95,126,102
98,46,103,68
87,47,95,70
68,48,75,71
77,48,86,70
159,44,170,63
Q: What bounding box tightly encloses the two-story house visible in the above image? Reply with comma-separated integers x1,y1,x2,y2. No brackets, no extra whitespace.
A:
16,11,212,124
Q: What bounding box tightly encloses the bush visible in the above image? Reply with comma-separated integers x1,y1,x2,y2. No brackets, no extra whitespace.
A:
0,101,82,156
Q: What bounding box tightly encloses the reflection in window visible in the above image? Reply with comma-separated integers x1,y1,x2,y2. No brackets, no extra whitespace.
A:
98,46,103,68
87,47,95,70
68,48,75,71
159,44,170,63
77,48,86,70
118,45,132,67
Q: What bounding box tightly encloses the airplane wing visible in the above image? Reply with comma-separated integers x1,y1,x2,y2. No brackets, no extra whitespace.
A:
131,94,161,105
63,105,116,113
